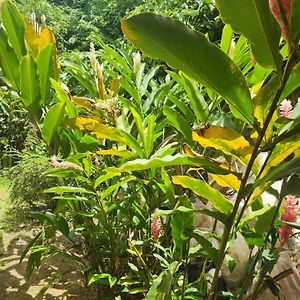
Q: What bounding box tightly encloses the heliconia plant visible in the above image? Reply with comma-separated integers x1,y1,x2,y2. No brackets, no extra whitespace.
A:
1,0,300,299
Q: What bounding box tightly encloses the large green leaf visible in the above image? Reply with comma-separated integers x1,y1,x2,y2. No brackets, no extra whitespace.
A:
42,101,66,144
20,55,40,110
172,175,233,215
171,196,194,256
291,0,300,45
1,0,26,60
37,44,54,105
0,27,20,90
118,154,231,175
163,106,193,146
216,0,282,71
121,13,254,125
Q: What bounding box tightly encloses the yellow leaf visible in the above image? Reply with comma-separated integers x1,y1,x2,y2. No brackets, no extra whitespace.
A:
72,96,94,112
261,133,300,177
210,173,241,191
96,149,134,159
193,126,259,174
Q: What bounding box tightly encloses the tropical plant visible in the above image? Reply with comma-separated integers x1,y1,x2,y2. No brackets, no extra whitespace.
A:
1,0,300,300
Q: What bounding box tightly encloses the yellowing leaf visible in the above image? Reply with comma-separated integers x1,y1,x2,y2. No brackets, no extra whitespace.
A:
193,126,259,174
172,175,233,215
96,149,134,159
72,96,94,112
262,133,300,177
210,173,240,191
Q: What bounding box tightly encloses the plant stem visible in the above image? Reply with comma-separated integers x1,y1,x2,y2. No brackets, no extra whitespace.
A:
208,49,298,300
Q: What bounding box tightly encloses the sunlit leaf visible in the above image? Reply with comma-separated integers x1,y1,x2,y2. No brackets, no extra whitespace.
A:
121,13,254,125
42,101,66,144
1,0,26,60
119,154,231,175
172,175,233,215
216,0,282,70
193,126,259,174
210,173,241,191
0,27,20,90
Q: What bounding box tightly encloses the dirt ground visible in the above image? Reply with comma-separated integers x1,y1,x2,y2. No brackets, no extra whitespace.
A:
0,178,95,300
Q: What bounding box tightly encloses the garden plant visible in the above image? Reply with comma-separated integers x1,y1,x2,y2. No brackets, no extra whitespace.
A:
0,0,300,299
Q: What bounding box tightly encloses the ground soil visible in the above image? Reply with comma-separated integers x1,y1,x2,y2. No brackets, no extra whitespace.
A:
0,178,95,300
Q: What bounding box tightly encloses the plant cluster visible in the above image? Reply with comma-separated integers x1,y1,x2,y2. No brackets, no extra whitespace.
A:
0,1,300,300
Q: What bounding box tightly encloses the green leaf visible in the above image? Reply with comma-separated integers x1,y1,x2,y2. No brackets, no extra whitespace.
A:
42,101,66,144
20,55,40,111
1,0,26,60
144,114,156,158
281,62,300,100
0,27,20,90
51,79,77,118
121,13,254,125
119,154,231,175
238,205,274,229
291,0,300,45
220,24,234,55
163,106,193,146
146,262,178,300
172,175,233,215
171,196,194,255
44,186,96,195
216,0,282,70
88,273,117,288
37,44,54,105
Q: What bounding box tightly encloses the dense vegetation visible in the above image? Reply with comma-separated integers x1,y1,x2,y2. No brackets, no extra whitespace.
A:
1,1,300,300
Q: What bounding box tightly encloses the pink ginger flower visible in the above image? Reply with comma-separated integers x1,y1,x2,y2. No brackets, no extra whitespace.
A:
279,99,293,117
279,195,298,245
51,155,81,170
152,209,161,241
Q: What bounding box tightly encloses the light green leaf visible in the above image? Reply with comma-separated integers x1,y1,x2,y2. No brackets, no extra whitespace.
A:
50,78,77,118
42,101,66,144
37,44,54,105
172,175,233,215
121,13,254,125
281,62,300,100
44,186,96,195
119,154,231,175
1,0,26,60
216,0,282,70
20,55,40,110
0,27,20,90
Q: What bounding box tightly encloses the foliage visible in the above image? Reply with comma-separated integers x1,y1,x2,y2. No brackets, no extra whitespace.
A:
9,153,59,206
1,1,300,300
0,88,29,168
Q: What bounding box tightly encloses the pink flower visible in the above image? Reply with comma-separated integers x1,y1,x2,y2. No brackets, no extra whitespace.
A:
152,209,161,241
50,155,81,170
279,195,298,244
279,99,293,118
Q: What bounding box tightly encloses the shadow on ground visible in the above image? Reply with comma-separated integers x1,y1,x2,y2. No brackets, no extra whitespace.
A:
0,231,95,299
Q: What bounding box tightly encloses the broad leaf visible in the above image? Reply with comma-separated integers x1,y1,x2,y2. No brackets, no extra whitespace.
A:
1,0,26,60
0,27,20,90
20,55,40,112
172,176,233,215
119,154,231,175
37,44,54,104
44,186,96,195
42,101,66,144
216,0,282,70
121,13,254,125
193,126,259,174
163,106,193,146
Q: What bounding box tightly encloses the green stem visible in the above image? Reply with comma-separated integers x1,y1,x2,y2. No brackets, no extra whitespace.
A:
208,49,298,300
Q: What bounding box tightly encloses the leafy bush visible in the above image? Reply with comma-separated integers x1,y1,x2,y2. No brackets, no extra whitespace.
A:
1,1,300,300
9,153,59,206
0,89,29,168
